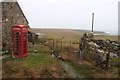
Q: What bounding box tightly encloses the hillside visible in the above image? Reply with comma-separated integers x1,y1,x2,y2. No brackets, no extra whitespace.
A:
31,28,118,41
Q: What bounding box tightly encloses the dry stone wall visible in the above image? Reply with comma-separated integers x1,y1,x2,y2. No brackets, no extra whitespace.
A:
79,33,120,68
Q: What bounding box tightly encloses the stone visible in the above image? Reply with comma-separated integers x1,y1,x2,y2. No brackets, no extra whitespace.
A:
34,50,38,53
79,32,120,67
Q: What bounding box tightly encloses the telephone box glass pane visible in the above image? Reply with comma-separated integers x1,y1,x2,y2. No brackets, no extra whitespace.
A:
23,32,27,54
14,32,20,55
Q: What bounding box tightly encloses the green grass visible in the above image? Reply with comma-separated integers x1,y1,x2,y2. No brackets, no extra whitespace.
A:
3,32,119,78
68,61,95,77
2,42,63,78
21,53,54,68
67,60,118,78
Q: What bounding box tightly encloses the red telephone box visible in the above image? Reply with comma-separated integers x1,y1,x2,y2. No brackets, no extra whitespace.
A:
11,25,28,58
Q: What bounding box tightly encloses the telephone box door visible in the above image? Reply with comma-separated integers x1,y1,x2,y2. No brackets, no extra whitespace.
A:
22,32,28,57
12,31,21,58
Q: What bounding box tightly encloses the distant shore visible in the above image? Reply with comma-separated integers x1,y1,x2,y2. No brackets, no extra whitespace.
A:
31,28,118,36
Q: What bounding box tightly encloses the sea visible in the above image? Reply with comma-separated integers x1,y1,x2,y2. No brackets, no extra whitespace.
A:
106,32,119,36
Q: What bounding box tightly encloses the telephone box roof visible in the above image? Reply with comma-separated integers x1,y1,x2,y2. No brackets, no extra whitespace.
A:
12,25,27,28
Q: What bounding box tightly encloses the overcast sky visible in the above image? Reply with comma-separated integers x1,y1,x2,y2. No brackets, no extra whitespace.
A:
17,0,119,34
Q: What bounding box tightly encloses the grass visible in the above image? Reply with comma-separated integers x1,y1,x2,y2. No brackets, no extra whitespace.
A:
67,61,95,77
68,60,118,78
2,42,67,78
37,29,118,78
16,43,53,68
2,29,119,78
21,53,54,68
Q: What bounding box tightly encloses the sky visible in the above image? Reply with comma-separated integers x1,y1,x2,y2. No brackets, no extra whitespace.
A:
17,0,119,34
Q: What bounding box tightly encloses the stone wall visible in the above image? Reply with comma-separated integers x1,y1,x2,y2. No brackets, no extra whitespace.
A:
79,33,119,68
2,0,29,52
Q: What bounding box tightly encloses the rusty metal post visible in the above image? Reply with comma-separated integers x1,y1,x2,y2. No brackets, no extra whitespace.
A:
70,40,72,48
56,40,58,50
60,39,62,50
52,39,55,50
